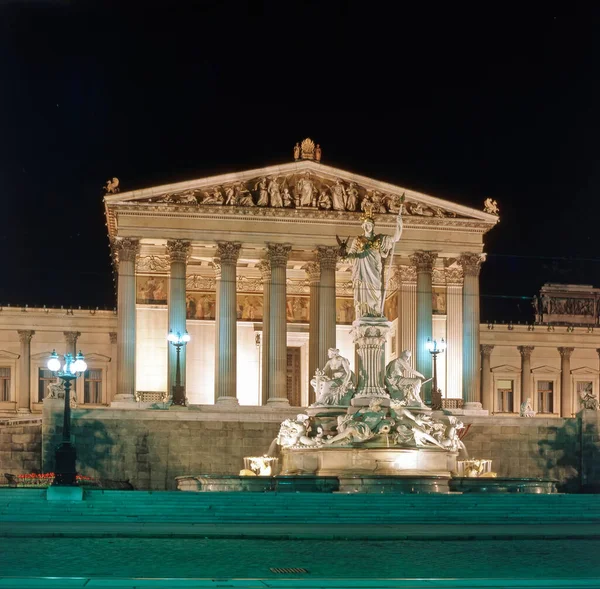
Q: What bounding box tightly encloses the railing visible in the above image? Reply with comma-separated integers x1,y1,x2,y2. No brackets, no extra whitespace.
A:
442,398,464,410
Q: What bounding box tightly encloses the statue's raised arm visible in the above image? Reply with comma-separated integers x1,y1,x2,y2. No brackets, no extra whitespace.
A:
393,208,403,243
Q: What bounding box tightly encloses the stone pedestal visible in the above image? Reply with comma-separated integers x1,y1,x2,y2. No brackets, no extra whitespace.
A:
351,317,392,404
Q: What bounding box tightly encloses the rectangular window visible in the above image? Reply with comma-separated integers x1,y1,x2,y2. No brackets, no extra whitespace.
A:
84,369,103,404
537,380,554,413
497,379,514,412
38,368,56,402
0,367,10,402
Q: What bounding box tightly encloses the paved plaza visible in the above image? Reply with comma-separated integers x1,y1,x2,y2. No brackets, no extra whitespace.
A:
0,537,599,588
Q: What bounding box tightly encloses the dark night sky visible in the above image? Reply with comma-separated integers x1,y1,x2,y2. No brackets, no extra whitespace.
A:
1,2,599,322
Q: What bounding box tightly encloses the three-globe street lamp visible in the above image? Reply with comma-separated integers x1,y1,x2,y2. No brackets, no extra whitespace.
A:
167,331,190,406
426,338,446,409
47,350,87,486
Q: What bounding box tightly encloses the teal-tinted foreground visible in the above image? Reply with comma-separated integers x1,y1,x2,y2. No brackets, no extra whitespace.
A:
0,489,599,587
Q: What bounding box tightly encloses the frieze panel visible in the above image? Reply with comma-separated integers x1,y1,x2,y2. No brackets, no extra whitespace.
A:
137,255,169,273
131,172,465,219
186,275,216,291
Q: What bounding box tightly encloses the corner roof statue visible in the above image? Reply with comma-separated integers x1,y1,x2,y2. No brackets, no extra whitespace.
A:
104,177,120,194
483,198,499,215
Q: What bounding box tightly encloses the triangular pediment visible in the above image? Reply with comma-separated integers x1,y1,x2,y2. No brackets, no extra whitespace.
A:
571,366,599,376
531,364,561,374
491,364,521,373
104,160,498,230
0,349,20,360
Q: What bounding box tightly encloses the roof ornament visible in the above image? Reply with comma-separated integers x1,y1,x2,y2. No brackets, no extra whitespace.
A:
483,197,499,215
104,177,120,194
294,138,322,162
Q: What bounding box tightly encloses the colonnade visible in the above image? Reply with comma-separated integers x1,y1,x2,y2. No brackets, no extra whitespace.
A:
112,237,485,408
480,344,582,417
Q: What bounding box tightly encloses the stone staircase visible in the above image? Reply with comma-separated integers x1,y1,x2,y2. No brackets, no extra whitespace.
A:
2,488,600,530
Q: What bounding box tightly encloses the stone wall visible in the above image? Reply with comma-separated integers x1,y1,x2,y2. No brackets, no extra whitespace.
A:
0,420,42,480
463,415,580,492
42,403,297,491
35,402,599,491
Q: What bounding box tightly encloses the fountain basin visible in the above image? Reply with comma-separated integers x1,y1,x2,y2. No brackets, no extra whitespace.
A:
281,446,458,477
175,475,273,493
449,477,558,494
338,474,451,494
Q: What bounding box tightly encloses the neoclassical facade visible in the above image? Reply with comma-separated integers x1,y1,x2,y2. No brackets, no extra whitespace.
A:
101,146,498,410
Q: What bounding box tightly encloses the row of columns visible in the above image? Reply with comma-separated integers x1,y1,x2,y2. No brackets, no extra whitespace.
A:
112,236,485,407
480,344,579,417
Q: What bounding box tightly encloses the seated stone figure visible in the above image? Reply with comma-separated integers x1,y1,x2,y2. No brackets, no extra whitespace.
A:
385,350,428,408
310,348,355,406
520,397,535,417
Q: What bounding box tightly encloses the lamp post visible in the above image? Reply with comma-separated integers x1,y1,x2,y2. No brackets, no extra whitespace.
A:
426,338,446,409
47,350,87,486
167,331,190,406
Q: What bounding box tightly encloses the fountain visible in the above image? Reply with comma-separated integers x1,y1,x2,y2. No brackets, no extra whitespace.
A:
176,205,558,494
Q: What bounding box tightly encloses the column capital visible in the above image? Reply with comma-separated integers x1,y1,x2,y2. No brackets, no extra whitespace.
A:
109,332,117,344
316,245,338,271
266,243,291,268
596,348,600,358
409,251,438,273
558,346,575,359
166,240,191,264
215,241,241,264
17,330,35,344
257,259,271,281
398,264,417,284
481,344,494,356
304,261,320,282
445,266,464,285
64,331,81,346
113,237,140,263
518,345,535,359
458,253,486,276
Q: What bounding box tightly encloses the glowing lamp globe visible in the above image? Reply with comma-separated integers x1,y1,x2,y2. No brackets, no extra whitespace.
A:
47,351,61,372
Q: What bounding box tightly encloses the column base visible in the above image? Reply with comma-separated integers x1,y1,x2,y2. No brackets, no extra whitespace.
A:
215,396,240,406
16,408,32,414
267,397,290,406
463,402,483,410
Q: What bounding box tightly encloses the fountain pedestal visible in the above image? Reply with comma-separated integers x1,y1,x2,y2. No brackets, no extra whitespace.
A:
351,317,392,406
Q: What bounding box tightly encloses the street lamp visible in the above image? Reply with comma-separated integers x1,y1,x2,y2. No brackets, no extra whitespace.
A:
426,338,446,409
167,331,190,406
47,350,87,485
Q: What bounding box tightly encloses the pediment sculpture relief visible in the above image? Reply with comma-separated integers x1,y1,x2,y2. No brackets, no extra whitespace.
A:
137,174,461,218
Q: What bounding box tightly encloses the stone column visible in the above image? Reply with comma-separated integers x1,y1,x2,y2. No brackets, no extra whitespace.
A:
63,331,81,356
445,267,463,400
267,243,291,405
518,345,534,410
214,241,241,405
559,347,575,418
166,240,191,399
305,261,320,404
317,246,338,369
258,260,271,406
113,237,140,402
399,265,417,363
480,344,494,412
109,332,117,403
410,251,437,404
17,330,34,412
459,253,485,409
